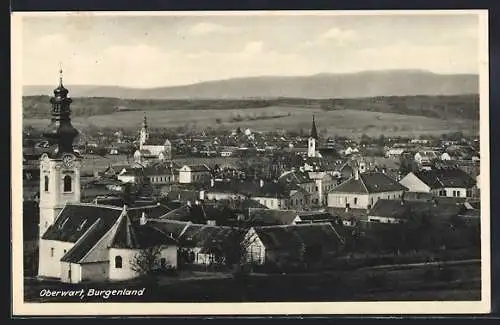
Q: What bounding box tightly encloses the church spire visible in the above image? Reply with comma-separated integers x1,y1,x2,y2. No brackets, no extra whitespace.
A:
310,115,318,140
142,112,148,130
42,67,79,156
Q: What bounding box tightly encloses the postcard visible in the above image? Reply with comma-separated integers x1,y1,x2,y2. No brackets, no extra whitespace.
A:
11,10,490,316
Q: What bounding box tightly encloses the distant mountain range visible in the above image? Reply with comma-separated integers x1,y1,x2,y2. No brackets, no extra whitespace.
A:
23,70,479,99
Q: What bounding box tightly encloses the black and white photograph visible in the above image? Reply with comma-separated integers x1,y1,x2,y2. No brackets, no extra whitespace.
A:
11,10,490,315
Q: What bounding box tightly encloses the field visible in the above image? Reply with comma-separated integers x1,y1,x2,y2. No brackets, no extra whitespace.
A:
25,260,481,303
23,106,478,138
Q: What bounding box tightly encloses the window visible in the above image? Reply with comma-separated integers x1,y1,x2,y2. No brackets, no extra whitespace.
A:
452,190,457,197
315,186,319,192
354,197,358,205
439,189,446,196
63,249,67,254
63,175,72,192
50,248,54,257
44,176,49,192
115,256,123,268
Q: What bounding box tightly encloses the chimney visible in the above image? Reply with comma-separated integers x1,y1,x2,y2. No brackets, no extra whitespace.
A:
210,178,215,187
260,179,264,188
140,211,147,226
187,200,192,207
199,190,205,201
354,167,360,180
195,200,200,206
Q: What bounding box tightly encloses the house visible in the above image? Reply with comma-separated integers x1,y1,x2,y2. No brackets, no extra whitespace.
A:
327,170,407,210
367,199,463,224
385,148,405,159
178,164,211,184
243,223,344,268
244,208,301,226
107,213,178,281
117,168,144,184
205,179,312,210
278,170,318,204
250,180,311,210
177,224,244,266
295,211,336,224
38,203,177,283
399,167,476,198
414,150,439,165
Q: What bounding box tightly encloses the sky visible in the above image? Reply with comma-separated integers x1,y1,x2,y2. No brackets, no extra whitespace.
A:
20,12,482,88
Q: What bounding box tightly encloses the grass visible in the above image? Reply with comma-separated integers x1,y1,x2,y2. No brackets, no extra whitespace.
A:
23,106,478,138
24,261,481,303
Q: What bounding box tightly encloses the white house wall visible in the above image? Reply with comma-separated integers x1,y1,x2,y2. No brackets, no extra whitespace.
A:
80,262,109,282
60,261,82,283
38,239,75,279
108,246,177,281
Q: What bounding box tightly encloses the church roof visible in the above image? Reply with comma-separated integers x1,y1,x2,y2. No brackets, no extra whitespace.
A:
109,215,177,249
42,204,123,243
310,115,318,140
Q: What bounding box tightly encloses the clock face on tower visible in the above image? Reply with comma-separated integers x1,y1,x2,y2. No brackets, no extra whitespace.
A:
62,153,76,168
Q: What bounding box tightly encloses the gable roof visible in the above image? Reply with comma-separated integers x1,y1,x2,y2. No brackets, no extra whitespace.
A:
414,168,476,189
42,204,124,243
126,204,172,220
278,170,313,185
331,172,407,194
369,199,463,221
178,224,244,253
296,211,335,222
253,223,343,251
109,216,177,249
246,208,299,226
146,219,191,239
181,164,210,172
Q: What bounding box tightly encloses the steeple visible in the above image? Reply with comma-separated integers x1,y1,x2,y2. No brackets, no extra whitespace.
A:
142,112,148,130
310,115,318,140
42,68,79,156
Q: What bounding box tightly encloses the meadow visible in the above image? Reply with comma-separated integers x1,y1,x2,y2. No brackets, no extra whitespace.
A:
24,106,478,138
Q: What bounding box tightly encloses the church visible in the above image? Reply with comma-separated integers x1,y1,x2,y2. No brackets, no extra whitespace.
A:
37,71,177,283
133,113,172,165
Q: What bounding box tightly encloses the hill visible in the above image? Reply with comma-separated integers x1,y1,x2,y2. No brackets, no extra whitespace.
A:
23,70,478,99
22,94,479,121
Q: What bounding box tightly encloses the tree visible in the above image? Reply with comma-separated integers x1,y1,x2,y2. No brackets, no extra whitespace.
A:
130,246,163,276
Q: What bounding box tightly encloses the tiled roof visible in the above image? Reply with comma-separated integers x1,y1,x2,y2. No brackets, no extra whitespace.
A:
296,211,335,222
146,219,191,239
278,170,313,184
178,224,244,253
43,204,123,243
332,172,406,194
109,216,177,249
414,168,476,189
182,164,211,172
369,199,463,221
60,214,121,263
326,207,369,221
209,180,306,199
126,204,172,221
254,223,343,251
246,208,299,226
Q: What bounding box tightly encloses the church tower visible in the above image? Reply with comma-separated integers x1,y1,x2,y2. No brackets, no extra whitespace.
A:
308,115,318,158
38,69,82,238
139,113,149,150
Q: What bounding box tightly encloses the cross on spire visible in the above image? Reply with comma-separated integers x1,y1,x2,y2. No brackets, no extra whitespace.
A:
58,62,64,86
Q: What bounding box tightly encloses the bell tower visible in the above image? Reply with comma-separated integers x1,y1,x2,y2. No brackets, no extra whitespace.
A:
139,112,149,150
308,115,318,158
38,69,82,237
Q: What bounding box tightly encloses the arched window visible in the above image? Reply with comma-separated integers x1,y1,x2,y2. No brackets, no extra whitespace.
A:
63,175,72,192
44,176,49,192
115,255,122,268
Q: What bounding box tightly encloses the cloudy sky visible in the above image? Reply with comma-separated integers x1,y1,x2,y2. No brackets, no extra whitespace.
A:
21,12,481,88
